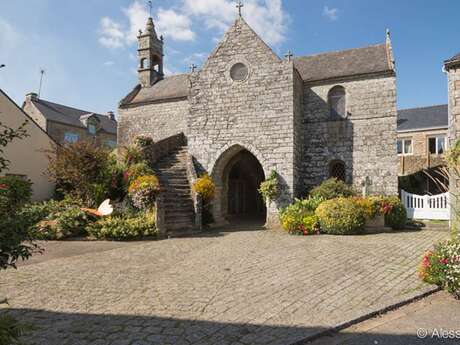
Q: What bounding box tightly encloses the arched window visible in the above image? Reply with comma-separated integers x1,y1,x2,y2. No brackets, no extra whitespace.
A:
151,55,161,72
140,58,149,69
328,86,346,118
329,160,346,181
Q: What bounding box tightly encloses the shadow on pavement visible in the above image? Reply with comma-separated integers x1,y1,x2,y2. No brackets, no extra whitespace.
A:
3,308,459,345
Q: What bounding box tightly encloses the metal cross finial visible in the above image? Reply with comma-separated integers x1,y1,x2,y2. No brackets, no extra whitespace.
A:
190,64,197,73
236,1,244,17
285,50,293,62
148,1,152,17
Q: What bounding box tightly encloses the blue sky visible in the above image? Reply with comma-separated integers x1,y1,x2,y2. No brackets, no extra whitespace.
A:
0,0,459,115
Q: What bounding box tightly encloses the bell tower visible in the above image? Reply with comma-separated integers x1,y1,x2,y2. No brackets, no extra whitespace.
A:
138,17,164,87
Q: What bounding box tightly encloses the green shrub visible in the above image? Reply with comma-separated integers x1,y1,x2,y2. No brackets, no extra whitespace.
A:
134,135,154,148
258,171,278,204
34,207,91,240
119,145,145,166
310,178,354,200
315,197,366,235
0,176,32,215
381,196,407,229
47,141,119,207
88,211,157,240
0,313,32,345
19,198,90,240
280,196,323,232
124,162,154,185
19,198,81,228
288,215,321,236
418,239,460,298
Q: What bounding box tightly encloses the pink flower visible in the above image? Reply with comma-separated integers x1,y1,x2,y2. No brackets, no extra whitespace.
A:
440,258,449,265
0,183,7,190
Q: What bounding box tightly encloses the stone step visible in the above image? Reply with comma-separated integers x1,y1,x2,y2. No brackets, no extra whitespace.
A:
165,221,195,229
165,210,195,217
164,203,194,209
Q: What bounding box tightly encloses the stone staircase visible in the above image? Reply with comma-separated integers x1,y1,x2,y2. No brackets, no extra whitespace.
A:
152,146,196,236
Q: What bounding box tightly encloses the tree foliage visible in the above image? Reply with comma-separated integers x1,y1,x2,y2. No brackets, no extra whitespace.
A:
46,141,119,206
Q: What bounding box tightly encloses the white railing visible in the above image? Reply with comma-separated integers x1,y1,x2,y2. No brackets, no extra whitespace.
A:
401,190,450,220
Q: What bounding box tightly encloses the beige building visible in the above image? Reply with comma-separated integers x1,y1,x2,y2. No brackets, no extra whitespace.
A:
397,105,448,193
0,89,56,200
23,93,117,147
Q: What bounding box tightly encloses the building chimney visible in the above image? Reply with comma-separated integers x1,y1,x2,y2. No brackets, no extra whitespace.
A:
25,92,38,101
107,111,115,121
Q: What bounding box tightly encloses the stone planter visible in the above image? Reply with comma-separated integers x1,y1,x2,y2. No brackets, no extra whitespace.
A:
365,215,391,233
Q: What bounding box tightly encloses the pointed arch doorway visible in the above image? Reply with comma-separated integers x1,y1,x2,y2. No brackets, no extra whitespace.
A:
211,145,266,225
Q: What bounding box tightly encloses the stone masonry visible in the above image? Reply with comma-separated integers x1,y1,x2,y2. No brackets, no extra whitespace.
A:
187,19,298,223
118,99,188,144
301,76,398,195
445,53,460,225
118,15,399,226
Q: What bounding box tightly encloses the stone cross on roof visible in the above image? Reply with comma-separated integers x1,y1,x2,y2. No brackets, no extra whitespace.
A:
148,1,152,16
190,64,197,73
236,1,244,17
285,50,293,62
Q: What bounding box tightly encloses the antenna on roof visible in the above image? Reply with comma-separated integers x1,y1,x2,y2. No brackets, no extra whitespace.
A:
38,69,45,99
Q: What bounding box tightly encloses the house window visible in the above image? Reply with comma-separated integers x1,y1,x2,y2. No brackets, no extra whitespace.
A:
328,86,346,118
329,160,346,181
64,132,79,143
88,124,97,135
428,136,446,155
397,138,412,155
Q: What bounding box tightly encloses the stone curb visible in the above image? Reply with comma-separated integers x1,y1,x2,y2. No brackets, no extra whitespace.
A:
292,286,441,345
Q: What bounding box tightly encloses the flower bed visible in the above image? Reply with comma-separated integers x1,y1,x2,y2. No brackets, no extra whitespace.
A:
278,180,407,236
20,137,161,241
419,238,460,299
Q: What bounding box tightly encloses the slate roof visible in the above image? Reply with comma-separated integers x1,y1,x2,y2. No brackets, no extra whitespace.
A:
121,43,393,104
445,51,460,68
30,98,117,134
121,74,189,106
294,44,393,82
397,105,448,132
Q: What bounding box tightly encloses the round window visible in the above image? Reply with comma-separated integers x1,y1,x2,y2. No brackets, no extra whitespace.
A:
230,63,249,81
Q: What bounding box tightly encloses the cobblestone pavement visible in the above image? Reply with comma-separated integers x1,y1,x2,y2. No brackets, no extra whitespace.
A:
0,227,449,345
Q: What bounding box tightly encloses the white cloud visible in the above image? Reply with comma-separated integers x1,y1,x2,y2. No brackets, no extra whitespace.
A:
99,17,125,48
183,52,207,65
323,6,338,21
157,8,195,41
98,1,195,48
123,0,149,43
103,61,115,66
183,0,288,46
183,0,235,31
163,66,180,76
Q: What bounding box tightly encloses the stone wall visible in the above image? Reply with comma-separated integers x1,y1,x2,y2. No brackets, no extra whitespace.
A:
118,99,188,145
301,75,398,195
187,18,296,224
447,65,460,224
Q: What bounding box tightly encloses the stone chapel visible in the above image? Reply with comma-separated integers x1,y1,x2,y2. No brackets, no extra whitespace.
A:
118,13,398,233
